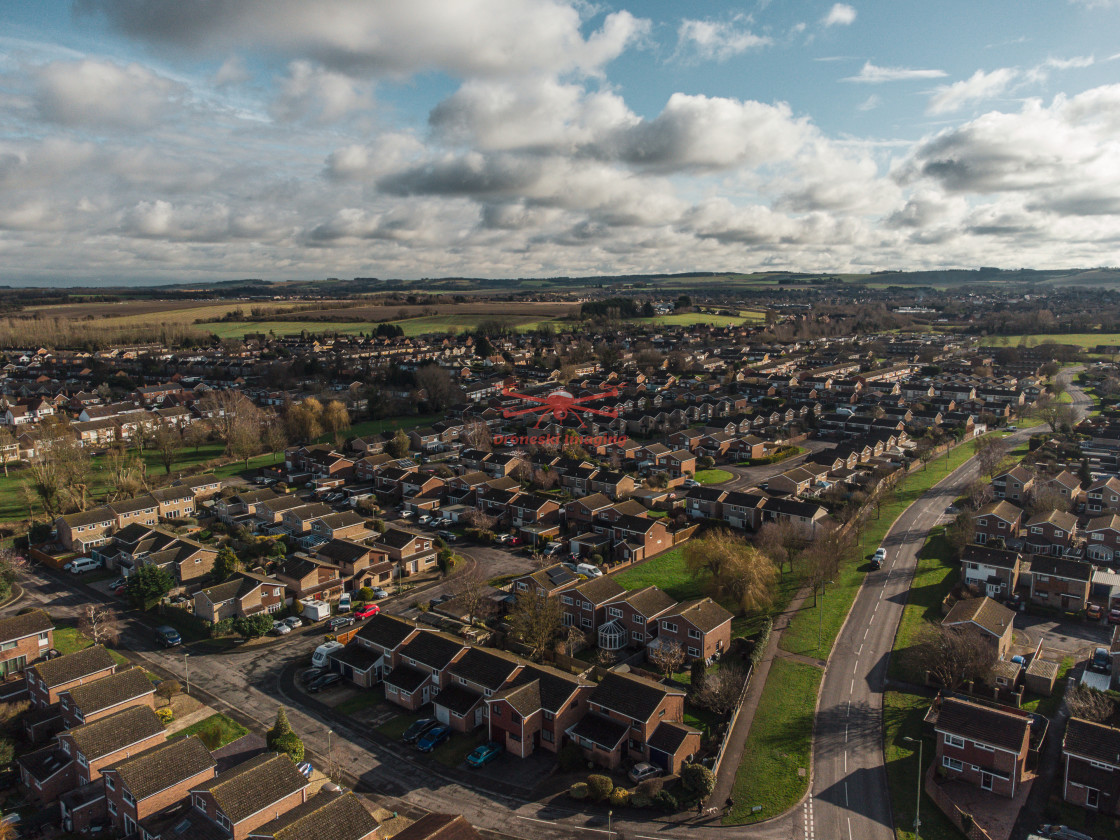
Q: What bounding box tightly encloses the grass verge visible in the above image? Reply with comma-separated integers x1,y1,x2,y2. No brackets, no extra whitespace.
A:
172,712,249,750
695,469,734,485
886,528,957,683
334,689,386,715
724,658,822,825
52,623,131,666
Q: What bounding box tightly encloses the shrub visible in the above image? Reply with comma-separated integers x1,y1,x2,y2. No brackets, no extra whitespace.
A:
358,586,375,602
586,774,614,801
609,788,631,807
558,742,585,772
155,679,182,706
652,790,679,812
155,707,174,724
681,763,716,798
629,792,652,808
270,731,305,762
568,782,589,801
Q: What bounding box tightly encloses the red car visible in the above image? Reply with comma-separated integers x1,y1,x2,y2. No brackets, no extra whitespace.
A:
1109,608,1120,625
355,603,380,619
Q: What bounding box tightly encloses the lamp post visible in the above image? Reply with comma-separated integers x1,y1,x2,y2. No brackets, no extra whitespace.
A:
903,736,922,840
183,652,190,696
607,810,613,840
817,580,834,650
328,729,333,781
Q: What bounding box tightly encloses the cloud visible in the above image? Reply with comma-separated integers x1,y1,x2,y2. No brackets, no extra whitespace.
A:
34,58,183,129
211,55,249,86
1023,54,1095,83
842,61,946,83
675,16,772,62
82,0,649,79
821,3,857,26
927,67,1017,114
857,94,880,111
270,61,373,123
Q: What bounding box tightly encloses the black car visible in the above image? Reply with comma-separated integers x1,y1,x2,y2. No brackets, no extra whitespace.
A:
328,616,355,631
300,667,326,684
307,673,343,693
402,717,439,743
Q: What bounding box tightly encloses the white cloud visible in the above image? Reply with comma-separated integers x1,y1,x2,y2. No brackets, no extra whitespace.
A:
212,55,250,86
927,67,1018,114
34,58,183,129
842,61,946,83
1023,54,1095,83
675,16,772,62
822,4,857,26
857,94,880,111
270,61,373,123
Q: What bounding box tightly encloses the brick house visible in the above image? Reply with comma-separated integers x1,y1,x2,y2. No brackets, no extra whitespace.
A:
59,666,155,728
1087,477,1120,515
992,466,1035,502
103,736,216,836
272,556,343,603
942,596,1015,659
486,664,593,759
511,564,581,600
606,514,672,563
650,598,734,663
193,572,288,623
1062,717,1120,814
1085,514,1120,564
960,545,1022,599
247,789,378,840
598,586,677,652
1024,509,1078,556
560,576,627,635
1029,556,1093,611
973,501,1024,547
563,493,615,528
390,813,483,840
720,490,767,532
351,613,421,683
767,467,816,497
383,631,468,711
1045,470,1082,505
189,751,311,840
57,508,119,552
565,672,698,773
280,503,334,536
934,696,1031,797
315,539,393,591
0,608,53,681
433,648,523,732
685,487,727,520
374,528,438,576
509,494,561,529
27,645,117,710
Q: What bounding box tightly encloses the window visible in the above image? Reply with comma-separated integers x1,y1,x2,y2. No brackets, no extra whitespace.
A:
77,754,89,768
688,628,701,639
632,631,644,642
216,813,231,830
1030,526,1042,534
581,617,592,629
108,801,118,816
661,621,678,634
562,596,573,605
491,705,502,717
122,791,135,807
608,607,623,619
977,518,987,527
105,776,115,790
975,742,994,752
544,711,554,721
944,734,965,749
542,729,554,743
688,647,700,658
942,756,963,772
1087,787,1100,809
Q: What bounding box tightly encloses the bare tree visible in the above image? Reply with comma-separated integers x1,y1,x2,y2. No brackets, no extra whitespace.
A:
561,626,586,657
460,509,498,531
963,479,993,511
973,435,1010,480
944,511,976,558
650,640,687,681
0,426,13,477
462,420,493,452
1036,397,1075,434
182,422,210,454
77,604,121,646
414,365,463,411
229,402,264,466
911,624,995,690
450,563,494,625
152,424,183,474
1066,684,1116,722
803,525,854,606
201,390,261,453
508,590,561,660
1026,483,1070,515
693,664,746,715
756,519,811,576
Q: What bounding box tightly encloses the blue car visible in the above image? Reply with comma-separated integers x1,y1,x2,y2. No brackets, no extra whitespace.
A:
465,741,502,767
416,724,451,753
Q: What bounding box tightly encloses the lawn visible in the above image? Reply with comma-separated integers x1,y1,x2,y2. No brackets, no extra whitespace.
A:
52,623,131,666
724,658,822,825
883,691,963,840
389,314,568,337
433,729,488,768
694,469,733,485
995,332,1120,349
334,688,386,715
780,437,989,659
614,547,707,602
631,312,762,329
171,713,249,750
1020,656,1074,717
886,529,957,683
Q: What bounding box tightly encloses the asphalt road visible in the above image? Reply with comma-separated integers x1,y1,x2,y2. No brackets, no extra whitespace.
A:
723,439,836,490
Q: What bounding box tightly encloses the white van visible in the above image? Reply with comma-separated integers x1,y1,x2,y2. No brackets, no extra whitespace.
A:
338,593,351,612
66,557,100,574
575,563,603,578
312,641,345,668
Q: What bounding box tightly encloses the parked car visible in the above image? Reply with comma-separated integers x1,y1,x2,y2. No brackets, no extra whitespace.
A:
465,741,503,767
307,673,343,693
1109,607,1120,625
153,625,182,648
682,478,700,488
429,594,453,610
338,593,352,612
271,621,292,636
437,530,458,542
508,537,523,547
628,762,663,784
283,616,303,630
370,587,390,600
402,718,439,744
296,762,313,779
1091,647,1111,674
494,534,511,545
355,603,381,619
1037,825,1093,840
300,667,326,684
418,514,433,526
416,724,451,752
575,563,603,578
328,615,355,631
1088,604,1104,621
65,557,101,574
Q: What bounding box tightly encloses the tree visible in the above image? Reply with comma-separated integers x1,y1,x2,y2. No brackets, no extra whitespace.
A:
414,365,462,411
508,589,561,659
756,520,811,577
322,400,350,444
284,399,323,443
266,707,305,762
684,529,779,613
1066,684,1115,722
690,658,708,690
693,664,746,714
124,564,175,608
0,427,13,477
182,422,210,454
153,424,183,475
561,626,586,657
681,763,716,798
910,624,995,691
802,525,854,606
973,435,1010,480
230,405,264,467
945,511,976,558
460,508,498,531
450,563,494,625
154,679,181,707
200,390,260,453
77,604,121,646
385,428,411,459
213,546,242,582
1026,484,1070,515
1037,398,1075,435
0,550,27,602
462,420,493,452
1079,458,1093,487
650,640,686,681
234,613,274,639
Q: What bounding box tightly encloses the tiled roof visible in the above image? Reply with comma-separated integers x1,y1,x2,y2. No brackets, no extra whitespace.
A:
590,671,683,721
354,613,418,651
191,752,309,823
614,586,677,619
110,735,215,801
249,790,377,840
943,596,1015,638
62,666,154,716
1065,717,1120,766
566,713,629,750
960,545,1021,569
31,644,116,688
398,631,466,671
0,607,52,643
384,664,430,694
389,813,482,840
573,576,626,605
66,705,165,760
446,648,521,691
1029,555,1093,581
647,720,701,755
432,683,484,716
935,697,1030,753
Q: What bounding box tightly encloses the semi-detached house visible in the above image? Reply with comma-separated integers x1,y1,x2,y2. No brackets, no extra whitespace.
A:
934,696,1031,798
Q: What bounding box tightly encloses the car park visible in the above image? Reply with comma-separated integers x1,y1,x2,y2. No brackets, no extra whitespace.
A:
628,762,663,784
402,718,439,743
307,673,343,693
154,625,182,647
327,615,354,631
416,724,451,752
465,741,502,767
355,603,380,619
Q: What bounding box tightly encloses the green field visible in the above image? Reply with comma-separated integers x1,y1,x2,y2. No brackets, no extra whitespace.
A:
725,658,822,825
203,320,374,339
172,713,249,749
614,547,706,602
52,624,131,666
694,468,733,485
635,311,765,329
780,436,989,658
994,333,1120,349
886,528,957,683
202,314,570,340
884,691,960,840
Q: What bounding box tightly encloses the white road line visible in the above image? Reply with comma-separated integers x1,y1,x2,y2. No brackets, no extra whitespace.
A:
845,723,848,742
857,644,862,655
845,781,849,807
843,750,847,772
863,628,868,640
847,699,851,716
853,660,859,673
850,679,854,694
848,817,854,840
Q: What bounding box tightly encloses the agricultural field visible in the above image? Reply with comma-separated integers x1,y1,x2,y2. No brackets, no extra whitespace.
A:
20,299,265,322
992,332,1120,349
634,310,765,329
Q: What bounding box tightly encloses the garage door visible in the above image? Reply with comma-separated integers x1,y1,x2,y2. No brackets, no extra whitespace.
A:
435,705,450,725
648,748,669,770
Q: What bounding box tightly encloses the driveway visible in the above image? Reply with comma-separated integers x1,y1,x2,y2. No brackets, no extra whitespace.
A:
1016,613,1112,656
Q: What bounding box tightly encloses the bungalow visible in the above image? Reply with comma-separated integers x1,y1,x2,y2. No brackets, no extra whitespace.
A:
934,696,1031,798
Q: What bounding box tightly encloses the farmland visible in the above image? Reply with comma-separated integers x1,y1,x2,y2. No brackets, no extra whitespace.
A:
992,332,1120,349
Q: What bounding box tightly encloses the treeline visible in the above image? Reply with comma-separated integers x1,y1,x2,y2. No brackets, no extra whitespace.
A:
0,318,210,351
580,298,653,319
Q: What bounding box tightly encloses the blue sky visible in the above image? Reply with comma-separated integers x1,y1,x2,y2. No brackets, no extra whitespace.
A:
1,0,1119,285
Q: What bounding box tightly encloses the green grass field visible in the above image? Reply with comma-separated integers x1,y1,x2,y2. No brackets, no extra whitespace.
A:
886,529,957,683
694,468,733,485
614,547,706,602
994,333,1120,349
725,658,822,825
780,437,989,659
634,311,764,329
52,624,131,666
203,320,374,339
172,713,249,750
884,691,960,840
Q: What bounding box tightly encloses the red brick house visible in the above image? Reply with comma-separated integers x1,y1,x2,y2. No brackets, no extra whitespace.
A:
59,666,155,728
189,751,311,840
103,736,216,836
511,564,581,600
561,576,627,634
934,696,1031,798
942,596,1015,659
606,514,672,563
272,556,343,603
1086,514,1120,564
433,648,523,732
973,501,1023,547
1062,717,1120,814
1024,509,1078,556
247,788,378,840
374,528,438,576
0,608,53,682
650,598,734,662
315,539,393,591
563,493,614,528
992,466,1034,502
383,631,468,711
685,487,727,520
351,613,421,682
1029,556,1093,611
486,664,593,759
599,586,677,652
961,545,1022,599
27,645,117,710
1088,477,1120,515
390,814,483,840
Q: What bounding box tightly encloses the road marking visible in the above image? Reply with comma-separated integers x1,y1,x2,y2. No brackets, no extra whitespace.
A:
850,679,854,695
844,723,848,742
853,660,859,673
848,817,854,840
845,781,849,807
857,644,862,655
847,699,851,716
517,816,618,836
843,750,847,772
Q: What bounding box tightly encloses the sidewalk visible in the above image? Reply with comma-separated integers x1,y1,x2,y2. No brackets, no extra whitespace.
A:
706,579,815,812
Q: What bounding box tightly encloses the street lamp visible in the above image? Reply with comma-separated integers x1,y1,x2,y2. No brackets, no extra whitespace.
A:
183,652,190,696
327,729,333,781
817,580,834,650
903,736,922,840
607,810,613,840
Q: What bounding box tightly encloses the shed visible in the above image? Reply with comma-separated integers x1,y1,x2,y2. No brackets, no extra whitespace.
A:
1024,657,1059,697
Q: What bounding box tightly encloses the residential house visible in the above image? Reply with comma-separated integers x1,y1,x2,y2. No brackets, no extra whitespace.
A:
188,751,311,840
350,613,421,684
650,598,734,663
315,539,393,591
272,556,343,603
1086,514,1120,564
605,514,673,563
246,789,378,840
1062,717,1120,814
390,814,483,840
598,586,677,652
433,647,523,732
560,576,627,635
102,736,216,836
0,608,53,681
511,564,580,600
942,596,1015,659
374,528,437,576
1088,477,1120,515
27,645,117,710
1024,509,1078,556
59,666,156,729
1045,470,1082,505
383,631,468,711
960,545,1022,599
685,487,727,521
974,501,1024,548
193,573,288,623
934,696,1031,798
485,664,593,760
1029,556,1093,611
992,466,1035,502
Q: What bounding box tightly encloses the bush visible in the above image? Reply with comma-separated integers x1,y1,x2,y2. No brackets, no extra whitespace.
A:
652,790,679,812
681,763,716,798
630,792,652,809
609,788,631,807
155,707,174,724
586,774,614,801
568,782,589,800
358,586,375,602
558,742,585,772
211,617,234,638
234,613,274,639
698,456,715,470
270,731,305,762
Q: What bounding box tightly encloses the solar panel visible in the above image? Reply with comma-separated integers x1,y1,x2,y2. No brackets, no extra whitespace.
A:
545,567,574,585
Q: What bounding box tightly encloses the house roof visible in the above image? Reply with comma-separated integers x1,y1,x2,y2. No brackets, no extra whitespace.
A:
249,790,377,840
943,596,1015,638
432,682,485,716
388,813,482,840
31,644,116,688
1028,555,1093,581
354,613,418,651
566,712,629,751
978,500,1023,522
647,720,702,755
0,607,52,643
446,648,521,691
1025,509,1078,530
61,666,154,716
670,598,734,633
191,752,309,823
398,631,466,671
489,663,590,715
1088,514,1120,533
572,575,627,605
613,585,677,619
589,671,683,721
960,545,1021,570
110,734,215,800
66,705,165,760
1065,717,1120,766
934,697,1030,753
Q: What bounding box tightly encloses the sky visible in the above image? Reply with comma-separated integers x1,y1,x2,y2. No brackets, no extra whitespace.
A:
1,1,1120,286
